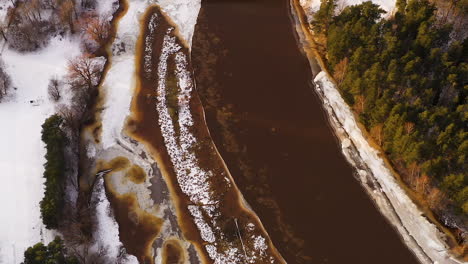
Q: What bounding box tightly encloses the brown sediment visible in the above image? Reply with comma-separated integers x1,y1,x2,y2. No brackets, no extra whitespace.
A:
105,191,162,264
126,5,285,263
162,239,186,264
96,158,163,264
97,156,131,172
126,6,208,261
127,164,146,184
191,0,419,263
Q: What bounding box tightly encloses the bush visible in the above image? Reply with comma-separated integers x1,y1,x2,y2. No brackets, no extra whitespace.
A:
40,114,67,229
23,236,78,264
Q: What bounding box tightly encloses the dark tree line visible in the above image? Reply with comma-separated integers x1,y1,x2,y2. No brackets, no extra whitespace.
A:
314,0,467,221
40,114,67,229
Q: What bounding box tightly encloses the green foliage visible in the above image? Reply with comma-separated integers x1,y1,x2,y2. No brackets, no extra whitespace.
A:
316,0,467,215
311,0,337,34
40,115,67,229
23,237,78,264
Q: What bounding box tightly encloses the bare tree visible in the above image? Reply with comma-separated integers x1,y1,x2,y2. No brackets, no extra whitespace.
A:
48,77,61,101
416,174,430,194
370,123,383,146
80,15,111,49
354,95,366,114
427,187,447,211
59,0,78,33
333,57,349,85
0,22,7,42
404,122,415,134
0,60,11,101
57,103,82,140
67,55,102,92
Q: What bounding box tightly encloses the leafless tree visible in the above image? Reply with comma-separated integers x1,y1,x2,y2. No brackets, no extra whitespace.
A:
67,55,102,92
370,123,383,146
57,103,81,138
48,76,61,101
5,0,57,52
59,0,78,33
79,15,111,50
0,23,7,42
0,60,11,101
333,57,348,85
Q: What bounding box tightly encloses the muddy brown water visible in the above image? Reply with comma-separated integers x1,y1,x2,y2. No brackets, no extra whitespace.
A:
127,6,285,263
192,0,419,263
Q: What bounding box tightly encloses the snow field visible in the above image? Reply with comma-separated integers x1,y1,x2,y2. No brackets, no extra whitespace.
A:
0,36,81,264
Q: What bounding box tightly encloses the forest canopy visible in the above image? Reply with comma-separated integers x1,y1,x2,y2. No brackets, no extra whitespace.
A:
314,0,467,217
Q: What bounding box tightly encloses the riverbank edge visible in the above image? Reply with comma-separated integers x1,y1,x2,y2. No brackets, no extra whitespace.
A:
289,0,464,263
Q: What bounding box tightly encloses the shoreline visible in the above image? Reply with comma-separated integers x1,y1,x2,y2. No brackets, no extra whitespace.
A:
289,0,463,263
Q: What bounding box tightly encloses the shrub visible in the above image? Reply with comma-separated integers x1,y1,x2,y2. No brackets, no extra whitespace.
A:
40,114,67,229
23,236,78,264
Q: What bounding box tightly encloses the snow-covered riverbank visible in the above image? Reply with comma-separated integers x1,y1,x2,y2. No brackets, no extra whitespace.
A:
292,0,463,263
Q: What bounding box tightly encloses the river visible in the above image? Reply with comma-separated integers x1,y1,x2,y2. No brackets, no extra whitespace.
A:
191,0,419,263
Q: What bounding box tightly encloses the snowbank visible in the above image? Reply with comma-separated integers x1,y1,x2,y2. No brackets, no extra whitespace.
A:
0,36,80,264
97,0,120,20
156,0,201,47
314,72,462,264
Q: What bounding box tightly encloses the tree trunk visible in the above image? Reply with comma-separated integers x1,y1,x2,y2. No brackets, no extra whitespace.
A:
0,29,7,42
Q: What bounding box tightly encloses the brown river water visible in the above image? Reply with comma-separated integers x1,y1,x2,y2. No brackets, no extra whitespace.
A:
191,0,419,263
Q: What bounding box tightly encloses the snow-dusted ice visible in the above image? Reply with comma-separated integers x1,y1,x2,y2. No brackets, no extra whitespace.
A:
156,0,201,47
91,177,139,264
0,37,81,264
100,0,150,150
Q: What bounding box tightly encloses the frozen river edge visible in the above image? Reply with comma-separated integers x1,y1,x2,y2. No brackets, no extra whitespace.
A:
290,1,463,264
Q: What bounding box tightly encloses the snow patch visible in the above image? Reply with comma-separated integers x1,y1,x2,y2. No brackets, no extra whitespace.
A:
156,0,201,47
91,177,138,263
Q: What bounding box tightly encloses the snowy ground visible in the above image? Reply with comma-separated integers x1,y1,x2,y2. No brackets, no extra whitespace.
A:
156,0,201,47
91,176,139,264
0,37,81,264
